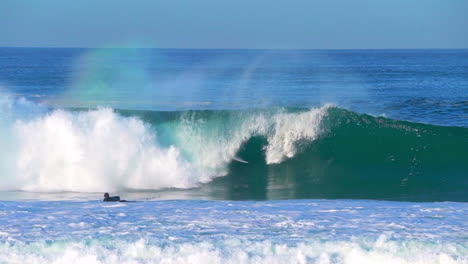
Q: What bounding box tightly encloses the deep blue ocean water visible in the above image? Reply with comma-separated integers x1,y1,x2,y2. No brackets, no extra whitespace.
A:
0,48,467,263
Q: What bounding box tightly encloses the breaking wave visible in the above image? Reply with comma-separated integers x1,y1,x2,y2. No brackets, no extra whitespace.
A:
1,94,467,201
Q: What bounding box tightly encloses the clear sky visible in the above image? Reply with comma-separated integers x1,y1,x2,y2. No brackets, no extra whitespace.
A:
1,0,467,49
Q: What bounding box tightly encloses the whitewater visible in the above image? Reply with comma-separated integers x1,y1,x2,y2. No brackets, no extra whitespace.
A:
0,48,467,263
1,199,467,264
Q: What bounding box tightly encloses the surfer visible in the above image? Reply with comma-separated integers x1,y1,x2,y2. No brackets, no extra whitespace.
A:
103,193,127,202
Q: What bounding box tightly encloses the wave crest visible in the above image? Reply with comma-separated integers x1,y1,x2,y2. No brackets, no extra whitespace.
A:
0,94,330,192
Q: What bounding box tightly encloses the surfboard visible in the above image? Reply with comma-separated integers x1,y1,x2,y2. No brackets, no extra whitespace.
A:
233,156,249,163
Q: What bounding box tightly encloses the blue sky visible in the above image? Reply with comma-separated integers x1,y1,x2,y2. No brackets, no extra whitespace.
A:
1,0,467,49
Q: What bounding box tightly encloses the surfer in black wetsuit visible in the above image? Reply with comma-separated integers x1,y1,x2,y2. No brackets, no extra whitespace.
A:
103,193,127,202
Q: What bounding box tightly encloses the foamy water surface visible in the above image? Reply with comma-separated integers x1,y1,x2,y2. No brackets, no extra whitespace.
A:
0,199,466,263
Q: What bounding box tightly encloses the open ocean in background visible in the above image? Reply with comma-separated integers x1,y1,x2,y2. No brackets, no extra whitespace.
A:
0,48,467,263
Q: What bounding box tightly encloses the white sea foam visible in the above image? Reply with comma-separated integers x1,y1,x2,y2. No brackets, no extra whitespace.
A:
0,93,203,192
0,237,465,264
0,93,329,192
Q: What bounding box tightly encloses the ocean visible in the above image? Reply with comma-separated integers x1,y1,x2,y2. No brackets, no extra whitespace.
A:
0,48,467,263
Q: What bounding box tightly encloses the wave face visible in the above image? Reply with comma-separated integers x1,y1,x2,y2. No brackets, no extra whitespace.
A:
1,95,467,201
213,107,468,201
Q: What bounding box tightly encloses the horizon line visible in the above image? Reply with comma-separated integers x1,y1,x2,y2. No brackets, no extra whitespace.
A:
1,46,468,51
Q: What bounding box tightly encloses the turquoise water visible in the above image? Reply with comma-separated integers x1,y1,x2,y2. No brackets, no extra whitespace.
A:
0,48,467,263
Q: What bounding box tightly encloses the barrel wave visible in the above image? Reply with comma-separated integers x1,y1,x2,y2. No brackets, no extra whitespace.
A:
1,95,467,201
211,107,468,201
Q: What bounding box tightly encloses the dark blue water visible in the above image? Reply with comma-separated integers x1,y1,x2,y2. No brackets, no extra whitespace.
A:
1,48,467,127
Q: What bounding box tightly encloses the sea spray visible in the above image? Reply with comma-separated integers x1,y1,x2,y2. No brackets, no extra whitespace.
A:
264,108,327,164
